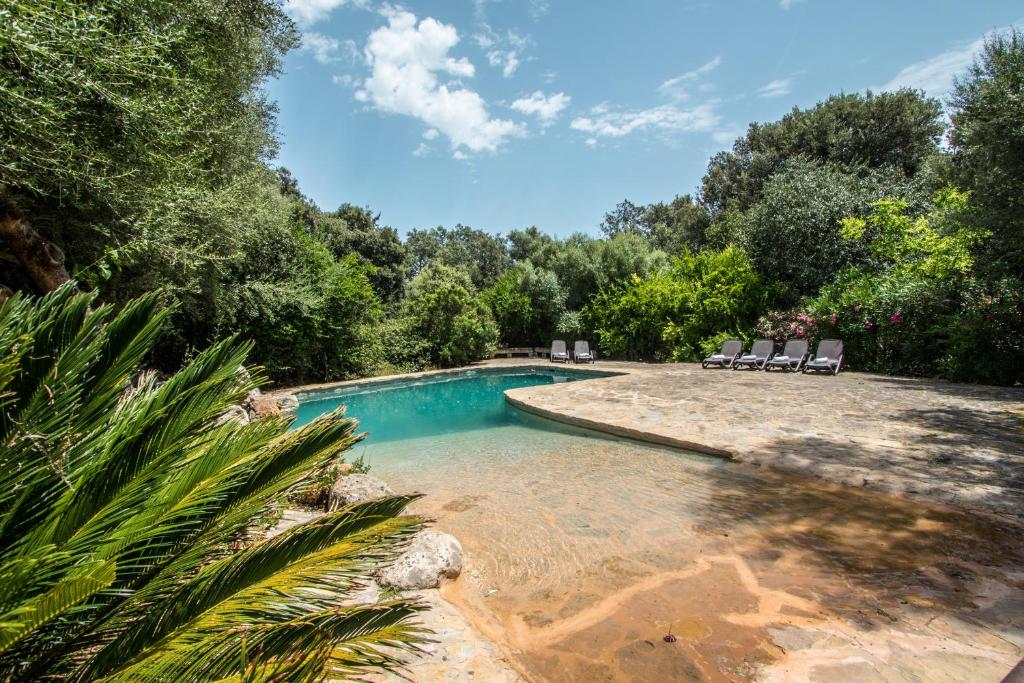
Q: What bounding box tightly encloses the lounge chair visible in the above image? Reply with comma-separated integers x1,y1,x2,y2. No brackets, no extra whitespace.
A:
733,339,774,370
701,339,743,369
573,340,595,364
764,339,809,372
550,340,570,363
803,339,844,375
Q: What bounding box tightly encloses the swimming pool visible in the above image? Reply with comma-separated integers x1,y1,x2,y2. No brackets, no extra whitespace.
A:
293,366,617,442
292,366,1024,682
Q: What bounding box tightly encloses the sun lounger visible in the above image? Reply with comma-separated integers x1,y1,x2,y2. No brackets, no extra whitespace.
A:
550,340,570,363
764,339,809,372
701,339,743,369
733,339,774,370
573,340,594,363
803,339,844,375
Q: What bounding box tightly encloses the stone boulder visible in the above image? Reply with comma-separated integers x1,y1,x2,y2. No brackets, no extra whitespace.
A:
277,395,299,419
251,397,282,419
377,530,463,590
327,474,394,511
217,405,251,426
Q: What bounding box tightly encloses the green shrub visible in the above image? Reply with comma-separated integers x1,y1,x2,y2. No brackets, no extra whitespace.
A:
586,246,765,361
404,264,498,367
481,262,566,346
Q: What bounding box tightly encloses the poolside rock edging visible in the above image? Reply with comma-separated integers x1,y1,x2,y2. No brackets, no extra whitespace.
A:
328,474,395,511
377,530,464,590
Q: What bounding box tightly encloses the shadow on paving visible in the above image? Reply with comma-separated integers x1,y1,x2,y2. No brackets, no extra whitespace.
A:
696,465,1024,630
854,373,1024,404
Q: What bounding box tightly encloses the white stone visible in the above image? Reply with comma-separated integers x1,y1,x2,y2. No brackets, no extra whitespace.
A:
327,474,394,511
377,530,463,590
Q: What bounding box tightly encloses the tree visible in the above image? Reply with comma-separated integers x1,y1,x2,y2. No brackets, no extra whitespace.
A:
701,90,945,216
482,262,566,346
0,285,425,681
316,204,408,305
599,199,648,238
643,194,711,253
586,247,763,361
949,28,1024,275
0,0,297,293
722,159,931,301
405,225,510,290
404,264,499,366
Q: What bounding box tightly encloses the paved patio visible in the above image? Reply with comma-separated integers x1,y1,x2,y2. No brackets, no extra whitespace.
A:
502,360,1024,520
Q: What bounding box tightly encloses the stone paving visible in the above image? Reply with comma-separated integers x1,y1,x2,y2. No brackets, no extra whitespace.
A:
503,359,1024,520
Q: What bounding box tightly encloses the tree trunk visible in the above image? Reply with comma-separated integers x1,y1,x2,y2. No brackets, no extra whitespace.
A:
0,203,70,293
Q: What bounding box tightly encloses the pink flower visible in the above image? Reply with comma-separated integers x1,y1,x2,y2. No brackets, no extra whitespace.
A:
829,314,838,326
794,327,805,338
890,313,903,324
853,304,862,313
864,320,874,330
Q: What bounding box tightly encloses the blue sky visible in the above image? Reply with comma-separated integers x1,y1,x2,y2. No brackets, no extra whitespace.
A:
269,0,1021,238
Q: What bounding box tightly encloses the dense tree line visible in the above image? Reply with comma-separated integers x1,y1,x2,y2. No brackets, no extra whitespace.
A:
1,4,1022,385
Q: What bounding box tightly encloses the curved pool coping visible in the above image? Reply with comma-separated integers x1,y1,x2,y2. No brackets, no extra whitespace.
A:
503,392,733,459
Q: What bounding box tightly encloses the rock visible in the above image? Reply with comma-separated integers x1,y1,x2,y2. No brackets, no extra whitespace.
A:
251,397,282,419
337,462,354,475
377,530,463,590
218,404,250,425
277,394,299,419
327,474,394,511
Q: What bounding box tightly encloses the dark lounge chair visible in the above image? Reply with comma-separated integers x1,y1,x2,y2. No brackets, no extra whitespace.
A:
701,339,743,369
765,339,809,372
733,339,774,370
803,339,844,375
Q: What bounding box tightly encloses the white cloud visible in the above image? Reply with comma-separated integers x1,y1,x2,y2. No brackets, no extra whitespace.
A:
453,150,470,160
475,25,530,78
302,32,341,64
423,128,440,140
332,74,355,87
570,103,719,138
355,7,524,154
510,91,571,125
757,77,793,98
285,0,368,27
413,143,430,157
878,34,987,98
585,137,597,147
780,0,806,8
712,126,743,145
658,56,722,100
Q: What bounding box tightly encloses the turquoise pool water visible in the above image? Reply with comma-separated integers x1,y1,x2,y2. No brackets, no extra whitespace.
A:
293,367,613,443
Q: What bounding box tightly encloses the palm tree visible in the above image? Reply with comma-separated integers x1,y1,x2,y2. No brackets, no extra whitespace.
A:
0,285,426,681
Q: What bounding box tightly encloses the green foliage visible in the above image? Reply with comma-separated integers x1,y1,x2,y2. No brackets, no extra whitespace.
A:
209,178,383,384
404,264,499,367
702,90,945,215
838,188,987,280
768,193,1023,384
315,204,408,305
949,28,1024,275
586,247,763,361
718,159,932,300
406,225,511,290
482,262,566,346
0,285,425,681
0,0,296,288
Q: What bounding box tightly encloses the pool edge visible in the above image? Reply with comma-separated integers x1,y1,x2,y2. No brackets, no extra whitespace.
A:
504,392,734,460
